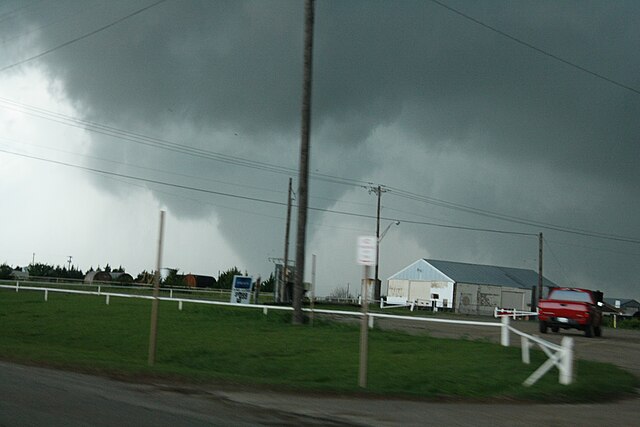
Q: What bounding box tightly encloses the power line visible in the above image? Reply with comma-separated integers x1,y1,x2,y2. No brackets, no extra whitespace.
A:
1,99,638,244
1,0,169,72
0,134,287,197
543,237,574,286
0,148,288,208
386,186,640,244
0,147,539,238
428,0,640,95
0,97,369,188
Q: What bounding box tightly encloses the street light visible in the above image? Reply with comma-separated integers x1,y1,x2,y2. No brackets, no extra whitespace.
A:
374,220,400,302
379,220,400,242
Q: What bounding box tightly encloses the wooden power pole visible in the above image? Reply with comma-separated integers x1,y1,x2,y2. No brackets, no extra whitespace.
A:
538,232,543,303
293,0,315,325
281,177,293,303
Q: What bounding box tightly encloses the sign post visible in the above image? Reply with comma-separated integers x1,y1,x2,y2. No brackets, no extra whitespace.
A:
357,236,376,388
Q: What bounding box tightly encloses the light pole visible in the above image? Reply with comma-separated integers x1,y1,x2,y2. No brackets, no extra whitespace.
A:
374,220,399,302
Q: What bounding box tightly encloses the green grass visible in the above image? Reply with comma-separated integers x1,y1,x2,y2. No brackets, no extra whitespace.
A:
0,289,636,401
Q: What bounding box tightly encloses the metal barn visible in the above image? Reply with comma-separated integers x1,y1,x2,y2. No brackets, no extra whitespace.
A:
385,259,558,315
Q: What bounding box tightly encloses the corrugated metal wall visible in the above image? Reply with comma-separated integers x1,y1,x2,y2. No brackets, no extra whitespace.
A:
386,279,454,308
455,283,532,315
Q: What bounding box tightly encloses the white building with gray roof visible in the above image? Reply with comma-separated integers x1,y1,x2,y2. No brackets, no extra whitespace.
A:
385,259,558,315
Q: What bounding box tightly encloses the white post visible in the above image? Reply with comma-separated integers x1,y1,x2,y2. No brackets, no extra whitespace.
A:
559,337,574,385
98,285,101,295
106,295,110,305
263,306,268,315
501,316,510,347
178,300,183,311
521,335,530,364
44,289,48,301
368,315,374,329
16,281,19,292
170,289,173,299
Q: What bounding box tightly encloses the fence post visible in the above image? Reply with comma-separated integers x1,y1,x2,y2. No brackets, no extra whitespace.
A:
106,295,110,305
521,336,530,364
559,337,574,385
16,281,19,292
178,300,183,311
368,315,374,329
501,315,510,347
44,289,48,301
263,307,268,315
170,289,173,299
98,286,101,295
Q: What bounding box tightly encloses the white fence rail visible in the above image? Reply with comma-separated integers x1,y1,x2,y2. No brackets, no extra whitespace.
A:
501,316,574,386
494,307,538,319
1,282,573,386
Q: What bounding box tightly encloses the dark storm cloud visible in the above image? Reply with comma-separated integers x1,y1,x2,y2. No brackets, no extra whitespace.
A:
9,0,638,182
3,0,639,296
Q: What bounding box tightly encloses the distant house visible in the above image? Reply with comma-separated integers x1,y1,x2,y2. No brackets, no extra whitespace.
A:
84,271,133,284
604,298,640,317
184,274,216,288
110,272,134,284
11,268,28,280
385,259,558,315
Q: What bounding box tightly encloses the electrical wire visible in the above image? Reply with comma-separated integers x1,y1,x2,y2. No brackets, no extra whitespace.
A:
0,147,540,238
386,186,640,244
0,97,369,188
1,0,169,72
428,0,640,95
3,93,638,244
543,237,575,286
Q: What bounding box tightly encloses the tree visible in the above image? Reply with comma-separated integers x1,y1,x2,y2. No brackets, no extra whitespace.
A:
135,270,155,285
217,267,242,289
162,268,183,287
0,264,13,280
28,262,54,278
328,285,352,301
260,273,275,293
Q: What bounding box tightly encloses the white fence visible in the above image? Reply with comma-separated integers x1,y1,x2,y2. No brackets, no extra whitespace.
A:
1,282,573,386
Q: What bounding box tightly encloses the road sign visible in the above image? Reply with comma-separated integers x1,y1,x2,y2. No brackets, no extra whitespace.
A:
357,236,377,266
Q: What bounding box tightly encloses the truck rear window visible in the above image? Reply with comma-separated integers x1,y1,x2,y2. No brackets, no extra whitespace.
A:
548,290,593,303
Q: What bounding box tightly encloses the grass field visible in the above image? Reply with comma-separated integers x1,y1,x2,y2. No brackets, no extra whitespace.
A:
0,289,636,401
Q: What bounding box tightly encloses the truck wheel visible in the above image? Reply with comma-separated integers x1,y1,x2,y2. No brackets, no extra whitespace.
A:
539,321,548,334
584,324,594,338
551,326,559,333
594,326,602,337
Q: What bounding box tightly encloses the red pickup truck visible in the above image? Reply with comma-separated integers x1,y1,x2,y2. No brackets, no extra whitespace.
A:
537,288,604,337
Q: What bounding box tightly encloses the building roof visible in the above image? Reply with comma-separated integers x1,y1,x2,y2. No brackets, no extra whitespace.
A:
424,259,557,289
604,298,640,308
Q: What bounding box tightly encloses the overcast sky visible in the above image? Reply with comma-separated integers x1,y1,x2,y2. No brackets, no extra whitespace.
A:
1,0,638,299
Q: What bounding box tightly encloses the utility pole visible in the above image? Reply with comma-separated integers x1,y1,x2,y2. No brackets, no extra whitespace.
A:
370,185,387,302
538,232,543,304
281,177,293,303
293,0,315,325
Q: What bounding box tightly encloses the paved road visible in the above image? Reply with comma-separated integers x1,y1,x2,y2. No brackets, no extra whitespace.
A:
1,318,639,426
1,360,639,427
0,361,346,426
